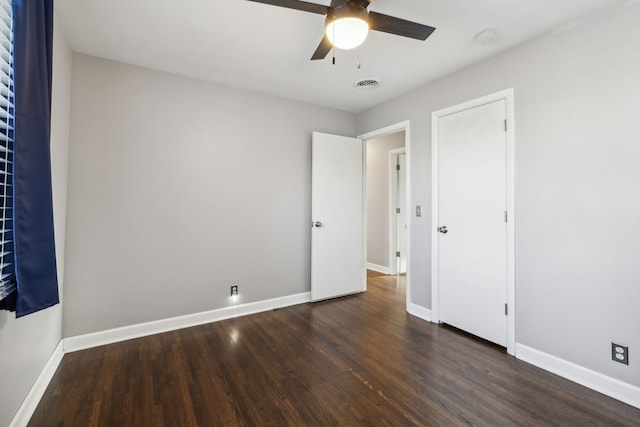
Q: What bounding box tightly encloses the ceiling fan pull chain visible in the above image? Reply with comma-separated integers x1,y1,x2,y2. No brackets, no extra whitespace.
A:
332,22,336,65
356,52,361,70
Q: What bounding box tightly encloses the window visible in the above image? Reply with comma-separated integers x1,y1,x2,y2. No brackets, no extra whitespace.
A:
0,0,14,304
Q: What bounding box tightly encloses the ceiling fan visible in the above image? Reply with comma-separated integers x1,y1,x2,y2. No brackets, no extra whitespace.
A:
246,0,436,60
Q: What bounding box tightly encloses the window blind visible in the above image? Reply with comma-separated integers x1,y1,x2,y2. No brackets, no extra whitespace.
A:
0,0,14,303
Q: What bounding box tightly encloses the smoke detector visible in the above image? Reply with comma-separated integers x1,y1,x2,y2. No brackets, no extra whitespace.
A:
474,29,499,45
354,78,380,89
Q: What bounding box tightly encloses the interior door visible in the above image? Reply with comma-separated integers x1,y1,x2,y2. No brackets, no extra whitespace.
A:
396,153,407,274
311,132,364,301
438,100,507,346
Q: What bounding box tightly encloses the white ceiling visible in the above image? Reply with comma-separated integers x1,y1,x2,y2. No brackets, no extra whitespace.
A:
56,0,630,113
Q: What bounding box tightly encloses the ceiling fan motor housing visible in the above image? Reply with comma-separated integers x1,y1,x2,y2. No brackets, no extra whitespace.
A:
326,0,370,25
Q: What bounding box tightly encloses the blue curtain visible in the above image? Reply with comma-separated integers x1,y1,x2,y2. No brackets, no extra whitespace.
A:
10,0,59,317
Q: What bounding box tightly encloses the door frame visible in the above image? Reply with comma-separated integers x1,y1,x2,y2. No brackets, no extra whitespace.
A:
359,121,411,309
388,148,406,275
431,89,516,355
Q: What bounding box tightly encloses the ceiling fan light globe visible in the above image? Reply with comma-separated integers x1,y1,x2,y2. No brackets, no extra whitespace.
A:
326,18,369,50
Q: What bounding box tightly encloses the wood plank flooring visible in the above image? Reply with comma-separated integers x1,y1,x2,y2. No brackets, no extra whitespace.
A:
29,271,640,426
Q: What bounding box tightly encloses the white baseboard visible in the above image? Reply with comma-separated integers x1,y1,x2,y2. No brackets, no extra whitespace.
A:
407,303,432,322
64,292,311,353
367,263,390,274
9,340,64,427
516,343,640,409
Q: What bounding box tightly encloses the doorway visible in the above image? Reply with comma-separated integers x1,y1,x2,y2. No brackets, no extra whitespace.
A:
359,121,411,310
431,89,515,354
364,133,406,275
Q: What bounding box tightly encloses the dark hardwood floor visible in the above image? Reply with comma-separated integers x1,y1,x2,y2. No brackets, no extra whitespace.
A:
29,271,639,426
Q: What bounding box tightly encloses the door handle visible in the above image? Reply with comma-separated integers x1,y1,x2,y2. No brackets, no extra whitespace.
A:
438,226,448,234
313,221,323,228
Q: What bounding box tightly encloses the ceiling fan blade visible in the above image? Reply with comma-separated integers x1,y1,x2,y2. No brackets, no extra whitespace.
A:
246,0,329,15
368,11,436,41
311,35,333,60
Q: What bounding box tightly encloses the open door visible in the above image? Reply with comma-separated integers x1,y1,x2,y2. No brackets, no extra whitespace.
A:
311,132,364,301
391,150,407,275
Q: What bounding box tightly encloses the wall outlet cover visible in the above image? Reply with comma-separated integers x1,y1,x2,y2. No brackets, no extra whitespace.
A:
611,342,628,365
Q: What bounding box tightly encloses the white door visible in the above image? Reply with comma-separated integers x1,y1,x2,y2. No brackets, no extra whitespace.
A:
388,149,406,276
437,100,507,346
311,132,364,301
396,153,407,274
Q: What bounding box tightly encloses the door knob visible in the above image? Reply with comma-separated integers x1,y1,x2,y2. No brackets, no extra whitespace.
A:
313,221,323,228
438,226,448,234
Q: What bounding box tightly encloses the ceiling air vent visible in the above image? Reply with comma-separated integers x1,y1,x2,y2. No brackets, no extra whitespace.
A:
354,78,380,90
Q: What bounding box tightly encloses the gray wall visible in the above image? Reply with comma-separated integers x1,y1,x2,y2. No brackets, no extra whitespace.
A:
366,132,405,267
63,55,355,337
0,20,71,427
356,3,640,387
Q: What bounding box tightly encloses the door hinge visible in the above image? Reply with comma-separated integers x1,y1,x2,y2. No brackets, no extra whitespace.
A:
396,208,401,214
504,210,508,222
505,303,508,315
503,119,507,132
396,251,401,257
396,164,401,171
